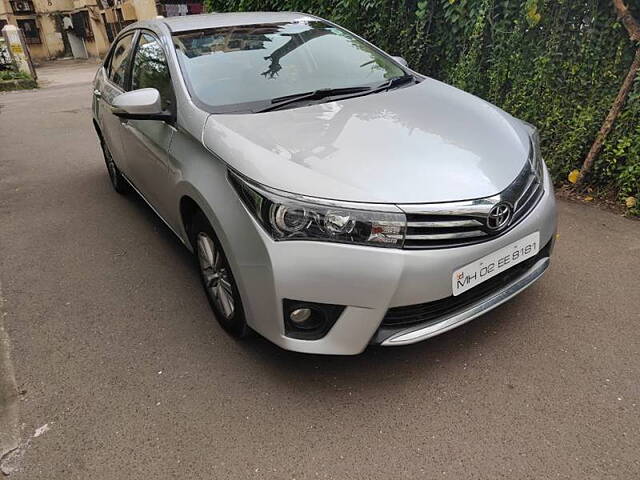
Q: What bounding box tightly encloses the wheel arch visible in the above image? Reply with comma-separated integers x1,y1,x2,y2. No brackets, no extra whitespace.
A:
174,175,272,336
176,188,230,254
179,194,203,250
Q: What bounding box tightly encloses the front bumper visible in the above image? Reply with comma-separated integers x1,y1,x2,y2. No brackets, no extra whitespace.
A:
375,252,550,346
229,169,557,355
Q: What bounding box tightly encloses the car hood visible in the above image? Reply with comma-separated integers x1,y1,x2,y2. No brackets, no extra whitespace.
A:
202,77,531,204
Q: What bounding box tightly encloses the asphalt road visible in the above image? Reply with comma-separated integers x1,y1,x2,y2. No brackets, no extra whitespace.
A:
0,60,639,479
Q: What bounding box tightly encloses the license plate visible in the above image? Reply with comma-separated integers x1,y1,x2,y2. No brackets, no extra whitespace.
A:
452,232,540,296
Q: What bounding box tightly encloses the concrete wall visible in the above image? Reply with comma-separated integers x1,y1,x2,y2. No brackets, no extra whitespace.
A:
37,0,75,12
0,0,10,16
132,0,157,21
30,15,64,59
86,13,109,57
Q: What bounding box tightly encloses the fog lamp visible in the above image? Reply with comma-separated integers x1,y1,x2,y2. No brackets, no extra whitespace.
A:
290,308,312,325
283,299,346,340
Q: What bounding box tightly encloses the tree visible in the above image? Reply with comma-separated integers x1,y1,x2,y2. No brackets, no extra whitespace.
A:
577,0,640,186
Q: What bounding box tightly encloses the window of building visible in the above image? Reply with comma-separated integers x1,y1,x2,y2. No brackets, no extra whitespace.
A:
101,13,115,43
16,19,40,44
70,11,93,40
10,0,35,15
81,11,94,40
109,8,134,36
131,33,174,112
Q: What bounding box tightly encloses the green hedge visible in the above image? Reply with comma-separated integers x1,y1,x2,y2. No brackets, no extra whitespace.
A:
0,69,37,91
205,0,640,213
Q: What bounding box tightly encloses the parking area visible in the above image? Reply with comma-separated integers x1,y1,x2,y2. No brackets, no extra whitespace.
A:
0,60,639,479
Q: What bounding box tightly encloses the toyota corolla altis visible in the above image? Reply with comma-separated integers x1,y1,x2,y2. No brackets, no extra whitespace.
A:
92,12,557,354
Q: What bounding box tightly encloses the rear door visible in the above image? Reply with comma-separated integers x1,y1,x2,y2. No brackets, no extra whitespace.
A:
96,31,137,175
118,31,177,219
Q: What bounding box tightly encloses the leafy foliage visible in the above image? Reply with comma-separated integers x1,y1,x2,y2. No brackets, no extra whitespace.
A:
0,69,32,81
204,0,640,212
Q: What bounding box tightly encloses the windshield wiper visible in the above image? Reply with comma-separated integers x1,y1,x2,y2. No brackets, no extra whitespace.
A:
253,75,417,113
254,86,371,113
367,74,417,95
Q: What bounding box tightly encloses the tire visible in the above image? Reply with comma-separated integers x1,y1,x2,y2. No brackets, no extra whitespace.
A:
190,212,249,338
100,139,130,194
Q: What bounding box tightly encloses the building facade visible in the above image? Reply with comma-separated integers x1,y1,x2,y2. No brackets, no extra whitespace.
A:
0,0,203,61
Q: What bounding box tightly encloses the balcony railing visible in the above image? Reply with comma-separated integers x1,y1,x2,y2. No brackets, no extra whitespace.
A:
10,0,35,14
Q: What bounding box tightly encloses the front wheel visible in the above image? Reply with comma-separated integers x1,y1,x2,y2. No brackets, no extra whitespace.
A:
191,212,248,338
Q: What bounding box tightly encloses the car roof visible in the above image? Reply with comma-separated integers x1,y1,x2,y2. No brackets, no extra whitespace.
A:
157,12,318,33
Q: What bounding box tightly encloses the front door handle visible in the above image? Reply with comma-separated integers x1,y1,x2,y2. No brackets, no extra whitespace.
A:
93,89,102,98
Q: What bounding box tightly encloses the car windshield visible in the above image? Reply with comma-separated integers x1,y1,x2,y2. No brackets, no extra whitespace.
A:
173,20,407,113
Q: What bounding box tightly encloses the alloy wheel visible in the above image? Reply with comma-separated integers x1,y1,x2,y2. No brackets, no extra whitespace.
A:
196,232,235,320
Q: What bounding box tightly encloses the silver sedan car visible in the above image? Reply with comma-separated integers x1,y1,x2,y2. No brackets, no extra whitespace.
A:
92,12,557,355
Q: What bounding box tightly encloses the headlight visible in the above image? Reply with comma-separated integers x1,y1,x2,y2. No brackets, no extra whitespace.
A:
525,123,544,183
229,171,406,248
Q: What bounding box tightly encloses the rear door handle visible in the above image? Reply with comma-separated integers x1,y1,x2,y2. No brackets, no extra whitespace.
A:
93,89,102,98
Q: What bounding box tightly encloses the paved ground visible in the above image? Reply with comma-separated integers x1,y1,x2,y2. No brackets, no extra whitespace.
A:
33,58,101,89
0,60,639,479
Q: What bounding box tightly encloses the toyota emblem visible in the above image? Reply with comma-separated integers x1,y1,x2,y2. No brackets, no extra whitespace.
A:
486,203,512,231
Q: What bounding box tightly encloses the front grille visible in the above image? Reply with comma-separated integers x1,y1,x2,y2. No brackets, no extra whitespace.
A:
379,239,552,331
401,163,544,249
404,214,489,249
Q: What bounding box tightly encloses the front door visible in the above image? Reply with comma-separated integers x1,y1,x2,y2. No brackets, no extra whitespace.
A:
118,31,177,220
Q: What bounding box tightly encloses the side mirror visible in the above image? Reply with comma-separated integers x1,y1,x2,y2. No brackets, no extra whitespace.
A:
111,88,172,121
392,56,408,68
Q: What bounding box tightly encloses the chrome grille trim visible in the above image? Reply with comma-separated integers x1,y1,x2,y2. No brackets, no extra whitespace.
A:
398,161,543,249
514,174,536,211
400,198,495,217
405,230,488,241
407,219,484,228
